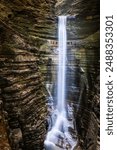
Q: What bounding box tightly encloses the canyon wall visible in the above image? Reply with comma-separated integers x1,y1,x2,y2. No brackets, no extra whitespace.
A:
0,0,99,149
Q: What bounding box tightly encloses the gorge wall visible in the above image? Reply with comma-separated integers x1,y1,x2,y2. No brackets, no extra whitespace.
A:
0,0,100,149
0,0,56,149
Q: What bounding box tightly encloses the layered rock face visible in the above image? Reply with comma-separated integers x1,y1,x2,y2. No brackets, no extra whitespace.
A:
0,95,11,150
56,0,100,149
0,0,99,150
0,0,56,149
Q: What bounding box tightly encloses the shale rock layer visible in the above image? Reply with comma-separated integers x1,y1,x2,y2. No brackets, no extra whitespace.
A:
0,0,99,149
0,0,56,149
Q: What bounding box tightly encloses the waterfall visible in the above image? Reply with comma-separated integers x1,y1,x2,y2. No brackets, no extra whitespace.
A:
57,16,67,116
44,16,77,150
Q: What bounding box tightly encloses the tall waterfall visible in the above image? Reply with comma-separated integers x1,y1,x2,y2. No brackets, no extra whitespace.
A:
57,16,67,116
44,16,77,150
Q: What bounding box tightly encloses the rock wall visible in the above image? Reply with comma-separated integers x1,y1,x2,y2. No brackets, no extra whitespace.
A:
56,0,100,149
0,0,99,149
0,0,56,149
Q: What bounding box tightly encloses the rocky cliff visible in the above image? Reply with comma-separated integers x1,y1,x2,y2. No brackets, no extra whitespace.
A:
0,0,56,149
0,0,99,149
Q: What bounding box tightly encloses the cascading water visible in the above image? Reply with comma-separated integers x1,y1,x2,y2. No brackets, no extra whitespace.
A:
57,16,67,117
45,16,77,150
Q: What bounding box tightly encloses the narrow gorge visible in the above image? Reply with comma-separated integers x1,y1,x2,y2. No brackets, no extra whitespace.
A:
0,0,100,150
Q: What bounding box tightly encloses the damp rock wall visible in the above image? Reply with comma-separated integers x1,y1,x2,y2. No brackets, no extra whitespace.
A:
0,0,100,149
0,0,56,149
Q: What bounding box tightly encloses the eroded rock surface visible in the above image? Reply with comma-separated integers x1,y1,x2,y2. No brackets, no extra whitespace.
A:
0,0,56,149
0,0,99,149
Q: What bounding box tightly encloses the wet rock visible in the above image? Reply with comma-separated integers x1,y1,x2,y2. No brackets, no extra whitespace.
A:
0,0,99,149
0,0,56,149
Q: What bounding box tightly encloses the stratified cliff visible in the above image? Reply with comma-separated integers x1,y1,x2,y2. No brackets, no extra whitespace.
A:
0,0,56,149
0,0,99,150
56,0,100,149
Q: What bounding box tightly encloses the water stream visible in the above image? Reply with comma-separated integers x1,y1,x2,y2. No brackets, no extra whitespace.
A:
44,16,77,150
57,16,67,118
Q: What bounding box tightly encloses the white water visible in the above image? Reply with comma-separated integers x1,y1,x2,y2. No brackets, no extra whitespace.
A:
57,16,67,116
45,16,77,150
